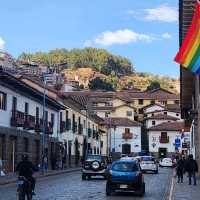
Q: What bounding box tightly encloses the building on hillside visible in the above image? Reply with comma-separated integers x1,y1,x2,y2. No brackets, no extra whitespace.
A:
102,118,142,156
148,122,187,158
179,0,199,163
0,69,65,172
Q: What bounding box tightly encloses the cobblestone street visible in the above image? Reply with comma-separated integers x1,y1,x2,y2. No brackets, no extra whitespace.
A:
0,168,172,200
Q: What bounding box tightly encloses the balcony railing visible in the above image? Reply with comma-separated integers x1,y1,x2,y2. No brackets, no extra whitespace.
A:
10,110,25,127
159,136,169,144
122,132,133,140
24,115,36,130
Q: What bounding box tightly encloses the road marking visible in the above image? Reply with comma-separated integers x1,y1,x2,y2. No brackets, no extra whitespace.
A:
169,177,175,200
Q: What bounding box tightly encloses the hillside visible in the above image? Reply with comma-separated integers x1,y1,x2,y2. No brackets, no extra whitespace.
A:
63,68,180,93
18,48,179,93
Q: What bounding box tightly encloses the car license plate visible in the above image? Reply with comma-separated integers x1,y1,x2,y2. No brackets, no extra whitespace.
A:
120,184,128,189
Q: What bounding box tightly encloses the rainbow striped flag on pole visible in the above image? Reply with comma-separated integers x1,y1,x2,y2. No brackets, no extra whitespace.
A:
175,1,200,74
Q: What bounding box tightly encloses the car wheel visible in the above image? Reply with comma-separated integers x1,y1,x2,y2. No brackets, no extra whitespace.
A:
106,182,112,196
155,170,158,174
103,175,107,180
138,182,145,197
87,175,91,180
82,174,86,180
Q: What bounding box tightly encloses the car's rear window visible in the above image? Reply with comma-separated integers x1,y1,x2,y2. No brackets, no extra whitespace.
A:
86,155,102,161
112,162,139,172
141,157,155,161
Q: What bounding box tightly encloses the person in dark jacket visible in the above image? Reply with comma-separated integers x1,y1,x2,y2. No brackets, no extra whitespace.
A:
176,157,185,183
16,155,37,194
185,154,198,185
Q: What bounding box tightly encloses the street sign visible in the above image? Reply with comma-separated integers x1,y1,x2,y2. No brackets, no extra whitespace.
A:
175,138,181,148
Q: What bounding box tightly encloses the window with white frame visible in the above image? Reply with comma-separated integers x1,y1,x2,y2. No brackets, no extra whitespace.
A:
0,91,6,110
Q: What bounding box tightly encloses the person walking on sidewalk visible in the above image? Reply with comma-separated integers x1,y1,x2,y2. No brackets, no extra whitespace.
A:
176,156,185,183
185,154,198,186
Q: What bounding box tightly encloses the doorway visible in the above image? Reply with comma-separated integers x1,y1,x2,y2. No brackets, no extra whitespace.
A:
122,144,131,155
159,148,167,158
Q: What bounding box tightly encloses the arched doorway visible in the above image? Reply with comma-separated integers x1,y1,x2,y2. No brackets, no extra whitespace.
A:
122,144,131,155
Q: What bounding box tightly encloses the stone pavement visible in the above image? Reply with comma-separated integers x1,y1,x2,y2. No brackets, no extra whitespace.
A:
0,167,81,185
172,175,200,200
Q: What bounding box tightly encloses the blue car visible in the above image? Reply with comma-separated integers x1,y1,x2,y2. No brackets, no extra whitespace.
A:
106,160,145,196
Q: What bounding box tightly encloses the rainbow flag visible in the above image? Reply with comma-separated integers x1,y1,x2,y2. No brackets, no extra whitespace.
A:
175,2,200,74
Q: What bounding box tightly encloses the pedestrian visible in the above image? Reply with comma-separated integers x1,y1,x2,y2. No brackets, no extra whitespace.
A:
43,156,48,172
185,154,198,185
176,156,185,183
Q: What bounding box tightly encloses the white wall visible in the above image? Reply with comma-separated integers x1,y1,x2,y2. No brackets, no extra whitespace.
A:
110,126,141,153
146,119,175,129
148,130,181,153
0,85,59,138
144,105,164,114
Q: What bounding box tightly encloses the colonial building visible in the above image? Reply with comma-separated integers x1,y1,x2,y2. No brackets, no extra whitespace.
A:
148,122,185,158
102,118,142,156
0,69,65,172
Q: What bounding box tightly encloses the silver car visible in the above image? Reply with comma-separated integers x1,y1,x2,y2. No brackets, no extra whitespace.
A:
139,156,158,174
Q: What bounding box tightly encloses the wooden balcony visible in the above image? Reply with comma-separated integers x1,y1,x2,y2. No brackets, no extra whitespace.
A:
159,136,169,144
24,115,36,130
10,110,25,127
122,132,133,140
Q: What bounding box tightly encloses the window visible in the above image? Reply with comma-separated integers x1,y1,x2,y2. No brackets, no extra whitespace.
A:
36,107,39,120
126,111,132,117
112,162,139,172
12,97,17,111
45,111,48,122
51,113,54,126
105,102,113,106
164,111,167,115
24,138,29,153
92,102,98,107
105,112,111,117
174,100,179,104
151,100,155,104
176,113,179,117
0,91,6,110
138,108,143,114
152,121,156,126
161,132,167,138
25,102,29,115
138,99,143,105
125,128,130,134
151,113,154,117
65,110,68,122
84,120,86,128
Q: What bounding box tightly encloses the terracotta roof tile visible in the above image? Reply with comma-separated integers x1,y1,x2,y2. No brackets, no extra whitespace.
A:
148,121,184,131
102,118,142,127
144,114,179,121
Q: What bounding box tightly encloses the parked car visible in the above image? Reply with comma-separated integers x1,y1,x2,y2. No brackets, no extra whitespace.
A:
140,156,158,174
159,158,173,167
106,160,145,196
82,155,108,180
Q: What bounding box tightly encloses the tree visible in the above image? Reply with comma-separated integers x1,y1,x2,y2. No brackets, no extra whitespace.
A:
88,77,114,91
146,81,161,91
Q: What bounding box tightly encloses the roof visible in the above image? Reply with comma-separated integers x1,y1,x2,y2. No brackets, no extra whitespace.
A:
0,70,65,110
142,103,165,111
148,121,185,131
113,104,137,111
144,114,179,121
102,118,142,127
165,104,180,112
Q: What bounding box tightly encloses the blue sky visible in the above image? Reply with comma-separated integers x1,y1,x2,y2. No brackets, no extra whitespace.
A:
0,0,179,77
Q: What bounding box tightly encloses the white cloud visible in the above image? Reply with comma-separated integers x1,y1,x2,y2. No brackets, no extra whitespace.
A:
93,29,155,46
0,37,5,49
144,5,178,23
162,33,172,39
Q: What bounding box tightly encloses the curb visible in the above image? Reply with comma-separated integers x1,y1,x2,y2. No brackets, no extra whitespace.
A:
0,168,81,186
163,172,174,200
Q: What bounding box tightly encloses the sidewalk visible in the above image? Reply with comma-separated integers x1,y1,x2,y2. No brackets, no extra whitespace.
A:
172,175,200,200
0,167,81,186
